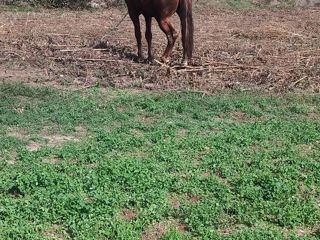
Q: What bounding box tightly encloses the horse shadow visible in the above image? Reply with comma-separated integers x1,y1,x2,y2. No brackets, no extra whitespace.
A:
93,41,143,63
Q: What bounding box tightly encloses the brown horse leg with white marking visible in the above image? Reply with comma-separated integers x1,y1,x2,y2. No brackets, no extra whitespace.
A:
144,16,153,61
157,18,178,63
129,12,143,60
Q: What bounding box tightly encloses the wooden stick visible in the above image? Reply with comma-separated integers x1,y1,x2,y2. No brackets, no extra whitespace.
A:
59,48,110,52
177,68,205,73
77,58,122,62
49,57,122,62
201,60,262,69
59,49,84,52
290,76,307,88
154,59,169,67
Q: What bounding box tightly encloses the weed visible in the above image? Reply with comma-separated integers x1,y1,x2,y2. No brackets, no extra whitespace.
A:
0,83,319,239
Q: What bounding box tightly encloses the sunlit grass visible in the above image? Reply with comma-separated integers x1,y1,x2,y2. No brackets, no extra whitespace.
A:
0,83,319,239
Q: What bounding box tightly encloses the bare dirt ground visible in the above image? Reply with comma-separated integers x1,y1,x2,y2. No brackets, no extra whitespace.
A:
0,6,319,93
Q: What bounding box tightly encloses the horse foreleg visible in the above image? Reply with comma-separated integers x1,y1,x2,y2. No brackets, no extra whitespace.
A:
157,18,178,63
145,16,153,61
129,13,143,60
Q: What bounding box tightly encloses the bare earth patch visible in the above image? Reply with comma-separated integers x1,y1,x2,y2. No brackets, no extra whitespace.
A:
26,135,79,151
6,127,82,151
201,171,211,177
194,146,211,166
0,154,16,165
141,221,168,240
295,143,314,155
43,224,70,240
169,194,181,209
8,152,17,165
193,159,201,166
86,163,98,167
42,155,61,164
119,208,138,221
177,128,188,137
214,172,233,189
282,225,320,238
139,115,156,126
305,112,320,120
26,141,43,151
141,220,187,240
45,134,79,147
219,227,236,237
7,127,28,139
75,125,88,136
130,128,144,137
296,228,310,237
127,149,149,160
0,151,17,165
227,111,260,123
218,224,246,237
231,110,246,118
168,193,202,209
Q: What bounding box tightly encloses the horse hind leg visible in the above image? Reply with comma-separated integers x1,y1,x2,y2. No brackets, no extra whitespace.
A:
129,12,143,60
177,0,194,67
157,18,178,63
177,14,188,67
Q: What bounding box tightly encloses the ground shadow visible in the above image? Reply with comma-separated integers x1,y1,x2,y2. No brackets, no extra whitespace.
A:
93,41,142,63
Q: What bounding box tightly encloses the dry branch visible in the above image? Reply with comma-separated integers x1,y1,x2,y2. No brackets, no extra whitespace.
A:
48,57,123,62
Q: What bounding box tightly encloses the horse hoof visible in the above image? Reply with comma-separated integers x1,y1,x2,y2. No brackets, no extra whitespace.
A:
161,56,169,64
137,57,144,63
181,59,188,67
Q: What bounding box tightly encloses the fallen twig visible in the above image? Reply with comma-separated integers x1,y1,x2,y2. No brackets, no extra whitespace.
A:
290,76,307,88
177,68,205,73
154,59,170,68
59,48,110,52
49,57,123,62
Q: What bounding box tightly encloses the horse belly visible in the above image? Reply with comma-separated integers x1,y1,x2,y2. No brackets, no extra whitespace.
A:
141,0,179,18
157,0,179,17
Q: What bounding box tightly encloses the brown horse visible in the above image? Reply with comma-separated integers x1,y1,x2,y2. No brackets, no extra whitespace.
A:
124,0,193,66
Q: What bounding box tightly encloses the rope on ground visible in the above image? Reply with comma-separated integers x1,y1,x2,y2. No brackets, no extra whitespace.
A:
100,12,128,43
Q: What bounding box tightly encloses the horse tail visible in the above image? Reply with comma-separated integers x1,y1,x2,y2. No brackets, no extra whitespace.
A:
178,0,193,58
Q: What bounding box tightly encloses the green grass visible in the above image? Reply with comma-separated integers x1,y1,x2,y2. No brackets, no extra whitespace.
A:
0,83,319,239
0,4,39,12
